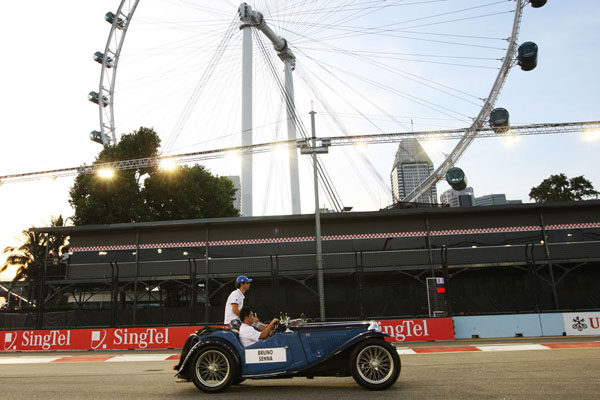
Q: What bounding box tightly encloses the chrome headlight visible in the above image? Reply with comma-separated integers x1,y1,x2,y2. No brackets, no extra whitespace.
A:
368,321,381,332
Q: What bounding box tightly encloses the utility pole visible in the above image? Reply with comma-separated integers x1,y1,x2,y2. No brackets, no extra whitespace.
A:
301,106,330,321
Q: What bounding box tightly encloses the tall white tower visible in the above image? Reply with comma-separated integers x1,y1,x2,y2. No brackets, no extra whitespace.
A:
238,3,301,216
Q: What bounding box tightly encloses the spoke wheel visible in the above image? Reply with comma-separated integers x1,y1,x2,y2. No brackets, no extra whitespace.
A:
351,339,400,390
191,346,236,393
356,345,394,384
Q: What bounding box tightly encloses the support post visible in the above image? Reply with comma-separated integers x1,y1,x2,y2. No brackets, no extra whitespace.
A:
310,109,326,321
241,25,253,216
356,251,365,320
425,216,435,277
284,61,301,214
37,235,50,329
205,226,210,324
441,245,453,316
132,231,139,326
538,209,560,310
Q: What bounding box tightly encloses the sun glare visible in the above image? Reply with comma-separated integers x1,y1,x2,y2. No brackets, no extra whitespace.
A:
97,168,115,179
582,129,600,142
273,145,289,159
354,142,368,154
159,158,177,171
502,134,519,146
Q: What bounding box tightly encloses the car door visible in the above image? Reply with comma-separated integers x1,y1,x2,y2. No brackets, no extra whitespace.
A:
241,332,308,375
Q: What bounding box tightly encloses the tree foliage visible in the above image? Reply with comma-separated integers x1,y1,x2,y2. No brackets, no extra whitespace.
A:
529,173,599,202
1,216,68,303
69,127,238,225
143,165,238,220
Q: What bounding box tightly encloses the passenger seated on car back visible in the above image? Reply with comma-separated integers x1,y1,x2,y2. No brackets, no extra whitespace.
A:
239,307,279,347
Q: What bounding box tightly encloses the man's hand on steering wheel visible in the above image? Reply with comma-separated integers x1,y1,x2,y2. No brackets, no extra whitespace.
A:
269,318,279,336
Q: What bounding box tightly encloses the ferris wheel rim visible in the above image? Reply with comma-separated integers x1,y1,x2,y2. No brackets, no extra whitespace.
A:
98,0,141,145
98,0,526,208
404,0,526,202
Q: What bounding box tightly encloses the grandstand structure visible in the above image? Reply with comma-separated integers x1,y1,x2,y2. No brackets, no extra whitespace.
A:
1,200,599,330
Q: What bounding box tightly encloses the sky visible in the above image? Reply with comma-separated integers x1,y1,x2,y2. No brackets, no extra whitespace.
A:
1,0,600,281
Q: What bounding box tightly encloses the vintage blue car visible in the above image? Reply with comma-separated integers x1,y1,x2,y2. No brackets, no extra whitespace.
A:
174,318,400,393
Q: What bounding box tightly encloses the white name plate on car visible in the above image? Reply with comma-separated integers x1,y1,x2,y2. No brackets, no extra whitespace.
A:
245,347,287,363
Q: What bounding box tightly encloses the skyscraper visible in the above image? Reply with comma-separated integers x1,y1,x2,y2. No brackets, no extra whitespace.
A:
390,139,437,204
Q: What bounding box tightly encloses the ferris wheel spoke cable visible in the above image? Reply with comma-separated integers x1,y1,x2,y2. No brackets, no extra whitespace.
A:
297,67,395,201
257,34,344,211
303,52,474,120
311,48,487,104
286,27,485,102
163,16,238,153
162,18,238,152
321,117,382,206
256,34,345,211
301,9,514,44
288,0,509,39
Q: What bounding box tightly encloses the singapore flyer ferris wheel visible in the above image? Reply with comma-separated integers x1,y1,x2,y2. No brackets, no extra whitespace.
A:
90,0,546,215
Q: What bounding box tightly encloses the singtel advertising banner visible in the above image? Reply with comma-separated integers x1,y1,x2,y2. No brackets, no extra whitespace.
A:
563,312,600,336
2,326,199,352
377,318,455,342
1,318,455,351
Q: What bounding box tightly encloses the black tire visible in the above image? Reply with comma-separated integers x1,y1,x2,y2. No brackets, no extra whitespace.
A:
190,345,238,393
350,338,400,390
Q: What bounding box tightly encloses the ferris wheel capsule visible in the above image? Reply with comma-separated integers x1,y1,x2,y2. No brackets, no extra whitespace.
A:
490,108,510,134
90,130,105,144
446,167,468,191
530,0,547,8
518,42,538,71
88,91,109,107
105,12,125,29
93,51,114,68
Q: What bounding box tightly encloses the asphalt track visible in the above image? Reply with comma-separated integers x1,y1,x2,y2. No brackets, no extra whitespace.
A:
1,338,599,399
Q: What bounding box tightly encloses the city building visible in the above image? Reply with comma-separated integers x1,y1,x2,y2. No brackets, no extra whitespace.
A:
474,194,523,207
390,139,437,204
440,187,475,207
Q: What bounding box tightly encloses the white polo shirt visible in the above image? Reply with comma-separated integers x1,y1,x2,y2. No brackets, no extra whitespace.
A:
239,323,261,347
224,289,245,324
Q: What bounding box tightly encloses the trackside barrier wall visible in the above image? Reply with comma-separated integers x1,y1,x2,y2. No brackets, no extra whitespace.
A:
452,313,566,338
0,318,454,352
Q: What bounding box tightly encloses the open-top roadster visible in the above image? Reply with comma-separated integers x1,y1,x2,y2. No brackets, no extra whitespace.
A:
174,317,400,392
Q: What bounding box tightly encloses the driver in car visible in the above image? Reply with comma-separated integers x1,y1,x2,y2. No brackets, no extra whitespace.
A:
239,307,279,347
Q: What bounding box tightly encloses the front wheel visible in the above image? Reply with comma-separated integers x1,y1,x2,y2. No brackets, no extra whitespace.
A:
190,345,237,393
350,339,400,390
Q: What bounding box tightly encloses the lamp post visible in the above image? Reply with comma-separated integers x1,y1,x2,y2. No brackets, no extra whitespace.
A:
300,108,330,321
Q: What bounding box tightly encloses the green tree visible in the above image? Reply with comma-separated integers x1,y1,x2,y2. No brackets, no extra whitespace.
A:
69,127,160,225
529,173,599,202
69,127,239,225
142,165,238,220
1,216,68,306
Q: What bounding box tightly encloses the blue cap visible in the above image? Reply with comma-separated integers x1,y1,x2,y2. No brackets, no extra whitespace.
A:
236,275,253,284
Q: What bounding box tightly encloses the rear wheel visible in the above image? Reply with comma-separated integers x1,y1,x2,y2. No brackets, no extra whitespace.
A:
190,345,237,393
350,339,400,390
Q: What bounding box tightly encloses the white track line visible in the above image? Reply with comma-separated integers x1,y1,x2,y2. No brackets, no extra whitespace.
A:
396,348,417,355
105,354,174,362
0,357,61,364
477,344,549,352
